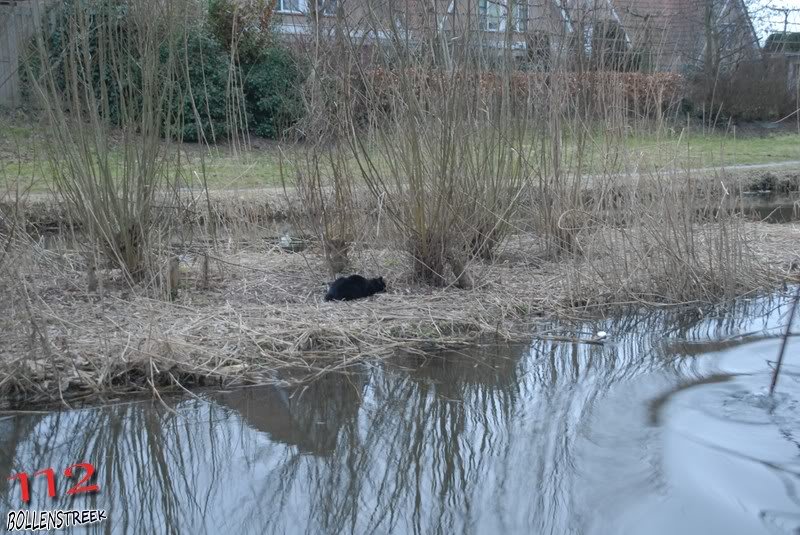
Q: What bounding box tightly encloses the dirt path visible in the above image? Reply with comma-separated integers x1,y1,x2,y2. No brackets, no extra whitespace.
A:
586,159,800,180
4,159,799,207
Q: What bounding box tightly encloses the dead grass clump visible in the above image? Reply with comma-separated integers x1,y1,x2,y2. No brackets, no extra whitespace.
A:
0,233,543,407
548,169,775,305
1,213,798,408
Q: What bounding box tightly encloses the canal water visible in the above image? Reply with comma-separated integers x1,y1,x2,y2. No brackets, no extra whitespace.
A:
742,192,799,223
1,292,799,534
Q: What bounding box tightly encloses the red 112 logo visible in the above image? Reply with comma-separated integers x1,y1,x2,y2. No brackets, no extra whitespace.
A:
7,463,99,503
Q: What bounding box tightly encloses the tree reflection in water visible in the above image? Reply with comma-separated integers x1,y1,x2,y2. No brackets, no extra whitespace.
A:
0,291,798,534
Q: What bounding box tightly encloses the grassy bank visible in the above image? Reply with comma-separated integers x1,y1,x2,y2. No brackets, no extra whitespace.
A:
3,114,800,193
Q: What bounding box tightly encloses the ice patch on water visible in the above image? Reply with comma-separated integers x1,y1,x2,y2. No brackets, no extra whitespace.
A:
728,389,789,410
720,386,800,430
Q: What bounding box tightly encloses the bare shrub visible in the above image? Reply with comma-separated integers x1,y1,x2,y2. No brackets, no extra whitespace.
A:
564,173,764,305
341,38,530,285
283,142,359,278
26,0,194,281
282,18,363,279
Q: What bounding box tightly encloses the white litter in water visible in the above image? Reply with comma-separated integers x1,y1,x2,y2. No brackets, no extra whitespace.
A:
596,331,608,339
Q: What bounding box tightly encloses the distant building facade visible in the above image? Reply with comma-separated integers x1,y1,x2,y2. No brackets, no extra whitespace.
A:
272,0,761,73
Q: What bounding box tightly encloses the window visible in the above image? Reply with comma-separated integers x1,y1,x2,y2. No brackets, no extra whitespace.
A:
583,24,594,55
318,0,337,16
277,0,335,15
478,1,528,33
513,2,527,32
479,0,503,31
278,0,305,13
718,22,739,50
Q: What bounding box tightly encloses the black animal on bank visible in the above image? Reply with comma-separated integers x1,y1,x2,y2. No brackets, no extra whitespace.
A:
325,275,386,302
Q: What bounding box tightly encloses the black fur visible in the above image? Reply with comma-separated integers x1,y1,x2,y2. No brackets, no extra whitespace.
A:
324,275,386,302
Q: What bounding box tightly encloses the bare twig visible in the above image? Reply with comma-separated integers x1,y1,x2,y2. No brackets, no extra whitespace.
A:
769,285,800,396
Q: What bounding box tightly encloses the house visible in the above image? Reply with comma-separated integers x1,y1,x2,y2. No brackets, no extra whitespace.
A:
0,0,762,107
272,0,761,73
610,0,760,72
274,1,575,69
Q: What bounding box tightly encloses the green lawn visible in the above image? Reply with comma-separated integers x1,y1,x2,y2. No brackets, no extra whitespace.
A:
2,116,799,193
618,131,800,171
0,118,290,192
565,129,800,176
198,151,288,188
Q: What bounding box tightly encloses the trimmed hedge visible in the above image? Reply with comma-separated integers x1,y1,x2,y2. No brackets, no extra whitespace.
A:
686,57,797,123
366,68,683,117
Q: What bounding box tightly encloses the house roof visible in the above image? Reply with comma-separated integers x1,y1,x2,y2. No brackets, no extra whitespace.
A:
611,0,704,70
610,0,760,71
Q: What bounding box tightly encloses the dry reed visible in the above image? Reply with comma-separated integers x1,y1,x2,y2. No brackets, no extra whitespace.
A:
0,216,797,408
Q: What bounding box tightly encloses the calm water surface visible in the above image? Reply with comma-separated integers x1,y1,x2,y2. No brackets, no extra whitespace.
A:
743,192,800,223
1,294,799,534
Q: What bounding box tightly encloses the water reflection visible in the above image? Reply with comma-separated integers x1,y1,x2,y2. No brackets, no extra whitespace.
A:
742,193,800,223
216,373,367,456
1,292,799,534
